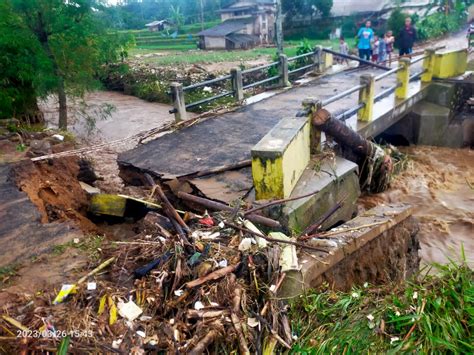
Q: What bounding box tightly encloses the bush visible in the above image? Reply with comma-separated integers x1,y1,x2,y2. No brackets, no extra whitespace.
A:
290,260,474,354
417,10,467,40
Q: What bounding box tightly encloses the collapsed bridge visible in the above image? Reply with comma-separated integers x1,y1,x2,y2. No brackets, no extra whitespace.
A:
117,47,471,293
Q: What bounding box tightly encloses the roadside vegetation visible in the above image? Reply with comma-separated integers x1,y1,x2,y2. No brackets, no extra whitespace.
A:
291,257,474,354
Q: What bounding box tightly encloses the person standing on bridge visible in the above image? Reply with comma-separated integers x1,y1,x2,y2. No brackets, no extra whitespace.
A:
357,20,374,62
398,17,417,57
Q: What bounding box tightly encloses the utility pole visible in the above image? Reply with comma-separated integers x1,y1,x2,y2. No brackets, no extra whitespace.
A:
275,0,283,55
200,0,204,31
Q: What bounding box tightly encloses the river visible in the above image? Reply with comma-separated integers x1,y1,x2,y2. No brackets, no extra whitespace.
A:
359,146,474,267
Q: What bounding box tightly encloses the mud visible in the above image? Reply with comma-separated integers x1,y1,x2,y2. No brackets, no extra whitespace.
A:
359,146,474,267
12,157,98,232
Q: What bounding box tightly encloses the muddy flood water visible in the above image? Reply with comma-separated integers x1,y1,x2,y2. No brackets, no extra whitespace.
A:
359,146,474,267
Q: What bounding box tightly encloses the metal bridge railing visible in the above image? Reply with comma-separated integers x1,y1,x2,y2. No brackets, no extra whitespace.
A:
169,47,327,121
315,50,436,123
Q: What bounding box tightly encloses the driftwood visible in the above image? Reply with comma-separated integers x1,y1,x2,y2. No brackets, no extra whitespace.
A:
177,191,281,229
185,264,238,288
300,195,347,238
244,189,321,216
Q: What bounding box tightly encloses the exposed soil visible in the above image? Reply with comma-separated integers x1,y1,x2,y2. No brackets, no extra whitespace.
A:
12,157,98,233
359,146,474,267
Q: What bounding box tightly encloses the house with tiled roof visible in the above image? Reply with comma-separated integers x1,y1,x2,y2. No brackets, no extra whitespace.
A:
198,0,276,50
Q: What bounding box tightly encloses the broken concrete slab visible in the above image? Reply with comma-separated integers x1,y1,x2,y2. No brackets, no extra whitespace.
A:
278,203,419,297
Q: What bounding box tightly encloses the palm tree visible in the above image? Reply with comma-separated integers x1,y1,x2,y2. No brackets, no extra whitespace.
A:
170,5,184,31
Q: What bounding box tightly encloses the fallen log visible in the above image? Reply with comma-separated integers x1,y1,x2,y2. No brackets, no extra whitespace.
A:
144,173,191,235
311,108,394,193
177,191,281,229
185,264,239,288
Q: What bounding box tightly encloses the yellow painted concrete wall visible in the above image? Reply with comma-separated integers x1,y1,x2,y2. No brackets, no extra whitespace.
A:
281,121,311,198
252,156,284,200
433,49,468,79
252,117,311,200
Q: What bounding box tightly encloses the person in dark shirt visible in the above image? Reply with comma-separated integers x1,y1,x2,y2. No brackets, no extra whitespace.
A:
398,17,417,56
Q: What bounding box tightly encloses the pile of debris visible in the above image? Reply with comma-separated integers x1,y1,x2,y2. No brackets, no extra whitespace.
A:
0,172,331,353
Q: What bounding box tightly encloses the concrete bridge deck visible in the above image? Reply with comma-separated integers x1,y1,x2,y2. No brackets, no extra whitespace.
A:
118,62,421,180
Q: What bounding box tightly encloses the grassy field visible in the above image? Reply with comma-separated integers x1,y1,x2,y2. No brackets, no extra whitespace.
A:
129,38,357,67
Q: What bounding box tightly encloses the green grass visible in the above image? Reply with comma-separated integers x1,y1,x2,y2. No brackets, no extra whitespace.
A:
290,258,474,354
129,37,357,66
50,235,105,260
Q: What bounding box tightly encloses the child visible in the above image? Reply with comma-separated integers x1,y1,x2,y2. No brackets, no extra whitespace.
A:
372,35,379,63
378,34,387,64
385,31,395,66
339,36,349,64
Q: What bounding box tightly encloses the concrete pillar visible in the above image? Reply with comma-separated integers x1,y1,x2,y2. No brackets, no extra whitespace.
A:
323,51,334,71
279,54,290,87
302,98,322,153
251,116,310,200
396,58,411,100
314,45,323,74
421,49,436,83
357,74,375,122
170,82,187,122
231,68,244,102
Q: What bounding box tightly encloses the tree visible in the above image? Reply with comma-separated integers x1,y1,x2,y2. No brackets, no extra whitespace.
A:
310,0,333,18
170,4,185,30
1,0,126,129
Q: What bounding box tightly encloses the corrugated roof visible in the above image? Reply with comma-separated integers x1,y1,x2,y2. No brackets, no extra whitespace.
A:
225,33,259,45
145,20,171,27
197,17,254,37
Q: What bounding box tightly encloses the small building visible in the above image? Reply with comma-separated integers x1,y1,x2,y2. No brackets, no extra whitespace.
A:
198,0,276,50
145,20,172,32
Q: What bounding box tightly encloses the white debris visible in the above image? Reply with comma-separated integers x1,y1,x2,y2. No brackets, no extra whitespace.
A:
351,292,359,298
194,301,205,310
238,238,254,251
191,231,221,240
390,337,400,344
243,220,268,248
412,291,418,299
210,302,219,307
218,221,225,228
139,315,152,321
174,290,184,297
117,300,143,321
269,232,300,272
218,259,228,268
247,317,260,328
366,314,374,321
79,181,101,194
395,311,401,316
136,330,146,338
112,339,122,349
203,86,213,93
87,282,97,291
52,134,64,141
73,238,80,244
269,284,277,293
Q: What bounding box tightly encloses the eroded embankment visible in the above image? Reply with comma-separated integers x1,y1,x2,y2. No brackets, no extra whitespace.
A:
359,146,474,266
12,157,98,232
